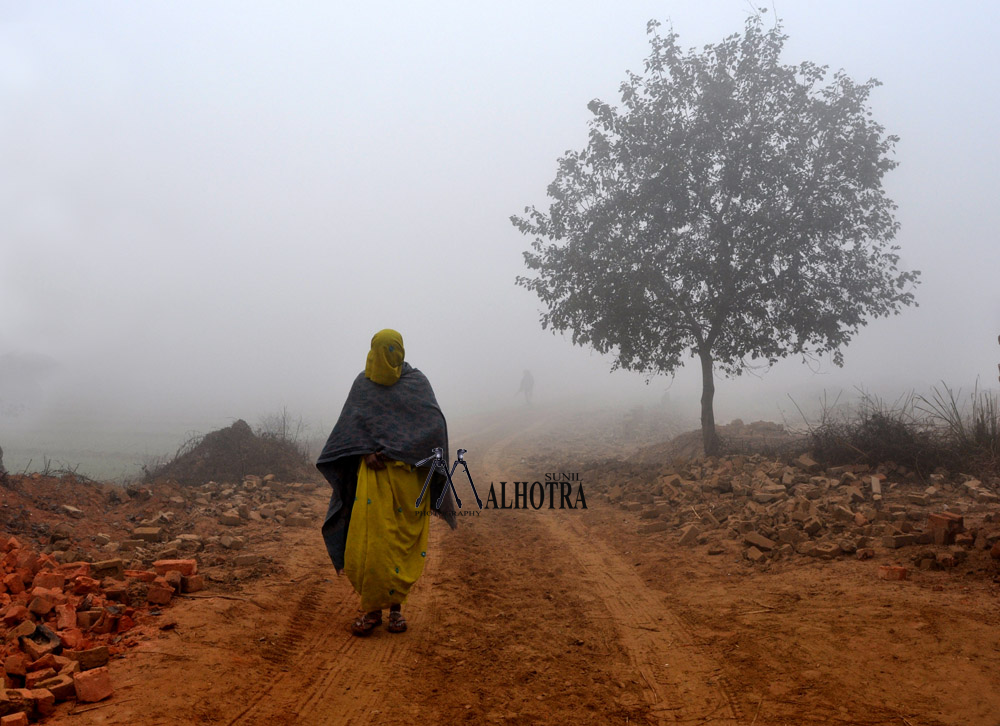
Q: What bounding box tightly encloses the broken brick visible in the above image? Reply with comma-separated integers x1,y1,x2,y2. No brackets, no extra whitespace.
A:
146,585,173,605
927,512,964,546
64,646,110,671
55,603,77,630
30,687,55,716
4,655,26,678
31,571,64,590
153,559,198,577
2,574,24,595
24,668,55,688
877,565,908,581
73,666,114,702
743,532,776,551
678,524,700,546
181,574,205,593
35,673,75,701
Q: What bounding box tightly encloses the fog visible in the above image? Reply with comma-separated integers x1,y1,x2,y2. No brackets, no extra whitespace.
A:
2,1,998,477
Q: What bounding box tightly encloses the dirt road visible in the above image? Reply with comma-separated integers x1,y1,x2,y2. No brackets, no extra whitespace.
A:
62,409,1000,725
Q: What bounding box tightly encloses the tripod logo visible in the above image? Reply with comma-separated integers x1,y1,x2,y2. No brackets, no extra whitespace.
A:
415,447,482,510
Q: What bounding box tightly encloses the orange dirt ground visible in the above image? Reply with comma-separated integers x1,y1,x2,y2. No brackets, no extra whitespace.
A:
41,409,1000,725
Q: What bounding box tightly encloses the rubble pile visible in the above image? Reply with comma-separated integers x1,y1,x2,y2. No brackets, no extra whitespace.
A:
593,452,1000,575
0,471,321,721
0,529,204,720
3,473,320,584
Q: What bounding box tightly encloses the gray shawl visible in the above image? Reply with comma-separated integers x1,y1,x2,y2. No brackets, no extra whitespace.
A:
316,362,456,570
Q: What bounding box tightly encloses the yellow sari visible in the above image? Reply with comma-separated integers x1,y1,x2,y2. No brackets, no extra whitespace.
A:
344,457,430,611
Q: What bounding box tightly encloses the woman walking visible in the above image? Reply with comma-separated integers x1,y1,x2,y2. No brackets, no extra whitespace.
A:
316,329,456,635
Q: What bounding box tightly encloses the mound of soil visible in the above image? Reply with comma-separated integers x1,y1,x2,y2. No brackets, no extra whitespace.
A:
146,420,315,485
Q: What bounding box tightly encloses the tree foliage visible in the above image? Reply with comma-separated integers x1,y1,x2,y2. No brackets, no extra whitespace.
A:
512,16,919,453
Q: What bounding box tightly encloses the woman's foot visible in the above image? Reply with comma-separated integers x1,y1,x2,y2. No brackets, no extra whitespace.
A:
351,610,382,636
387,608,407,633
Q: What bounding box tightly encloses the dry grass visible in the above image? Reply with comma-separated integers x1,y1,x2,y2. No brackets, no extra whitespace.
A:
789,383,999,477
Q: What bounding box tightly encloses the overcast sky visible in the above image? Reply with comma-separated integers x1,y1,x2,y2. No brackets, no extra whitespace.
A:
2,1,999,464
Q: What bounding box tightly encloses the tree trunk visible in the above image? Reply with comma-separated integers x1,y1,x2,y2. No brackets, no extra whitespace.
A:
699,350,720,456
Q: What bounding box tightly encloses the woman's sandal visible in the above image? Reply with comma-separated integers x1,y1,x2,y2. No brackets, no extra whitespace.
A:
351,610,382,636
387,610,407,633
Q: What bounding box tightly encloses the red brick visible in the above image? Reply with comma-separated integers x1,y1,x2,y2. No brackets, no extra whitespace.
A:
25,668,55,688
146,585,173,605
30,688,55,716
21,636,58,662
64,646,110,671
73,666,113,702
0,713,29,726
116,615,135,633
927,511,964,545
76,609,103,629
14,552,37,573
124,569,156,583
955,532,975,548
4,654,26,677
58,628,86,650
181,574,205,593
28,654,58,672
31,571,65,590
89,611,116,635
60,562,91,579
7,620,34,641
35,673,75,701
2,574,23,595
27,587,62,616
72,576,102,595
153,559,198,577
102,584,127,602
877,565,908,581
164,570,183,593
6,690,35,714
1,605,29,626
937,552,957,568
55,603,77,630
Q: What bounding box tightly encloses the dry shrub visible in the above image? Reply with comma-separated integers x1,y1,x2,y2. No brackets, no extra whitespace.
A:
792,384,1000,477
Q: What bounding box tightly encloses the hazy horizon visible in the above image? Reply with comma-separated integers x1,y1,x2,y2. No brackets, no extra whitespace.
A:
3,1,998,478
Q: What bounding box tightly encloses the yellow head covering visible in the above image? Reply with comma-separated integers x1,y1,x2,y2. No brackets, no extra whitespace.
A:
365,329,405,386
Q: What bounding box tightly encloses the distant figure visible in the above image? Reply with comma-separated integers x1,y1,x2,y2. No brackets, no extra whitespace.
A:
516,369,534,405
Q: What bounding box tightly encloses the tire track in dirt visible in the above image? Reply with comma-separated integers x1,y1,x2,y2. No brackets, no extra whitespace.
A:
225,538,443,726
219,416,507,725
476,410,740,724
228,409,732,724
543,513,740,724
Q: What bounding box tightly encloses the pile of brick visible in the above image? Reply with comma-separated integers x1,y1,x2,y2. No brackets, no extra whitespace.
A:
0,531,208,722
9,472,319,597
596,452,1000,574
98,475,317,577
0,468,322,722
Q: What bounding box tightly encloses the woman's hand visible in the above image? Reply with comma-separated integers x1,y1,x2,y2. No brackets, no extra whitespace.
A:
364,452,386,470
